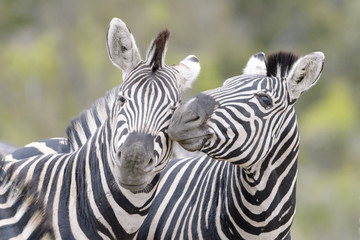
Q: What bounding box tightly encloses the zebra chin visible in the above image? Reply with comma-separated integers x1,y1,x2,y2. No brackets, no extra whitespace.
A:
177,134,212,152
119,181,151,192
117,168,156,192
115,158,157,192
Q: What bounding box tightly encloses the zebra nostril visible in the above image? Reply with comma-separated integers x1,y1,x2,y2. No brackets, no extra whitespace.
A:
184,114,203,126
149,157,156,168
144,158,155,172
184,113,201,124
192,116,200,122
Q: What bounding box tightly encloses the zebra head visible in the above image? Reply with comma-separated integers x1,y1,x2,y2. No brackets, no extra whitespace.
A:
106,18,200,191
169,51,324,167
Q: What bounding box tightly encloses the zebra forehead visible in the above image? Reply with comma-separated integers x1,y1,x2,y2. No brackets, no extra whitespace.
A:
121,73,181,103
222,75,281,91
123,65,179,87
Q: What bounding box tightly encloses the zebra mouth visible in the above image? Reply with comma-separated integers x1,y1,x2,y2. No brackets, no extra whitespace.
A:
177,133,212,152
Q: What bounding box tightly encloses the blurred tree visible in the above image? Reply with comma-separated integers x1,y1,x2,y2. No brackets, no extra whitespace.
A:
0,0,43,38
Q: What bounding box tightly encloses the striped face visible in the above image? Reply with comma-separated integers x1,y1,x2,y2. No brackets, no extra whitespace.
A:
169,51,324,168
110,63,181,190
106,18,200,191
116,63,182,136
170,75,290,167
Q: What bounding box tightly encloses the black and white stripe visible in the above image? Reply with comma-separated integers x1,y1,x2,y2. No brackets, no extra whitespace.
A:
138,51,324,239
0,141,17,162
0,164,54,239
0,18,200,239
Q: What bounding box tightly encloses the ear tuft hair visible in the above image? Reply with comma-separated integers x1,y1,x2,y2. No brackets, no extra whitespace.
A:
148,29,170,72
266,51,299,78
243,52,267,75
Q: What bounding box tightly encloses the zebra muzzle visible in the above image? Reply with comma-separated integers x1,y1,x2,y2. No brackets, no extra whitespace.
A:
168,94,216,151
115,133,156,191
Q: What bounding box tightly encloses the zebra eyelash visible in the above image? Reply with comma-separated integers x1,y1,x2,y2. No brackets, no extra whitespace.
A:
117,95,127,107
256,92,273,109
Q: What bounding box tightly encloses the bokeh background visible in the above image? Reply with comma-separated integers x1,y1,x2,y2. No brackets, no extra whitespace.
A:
0,0,359,238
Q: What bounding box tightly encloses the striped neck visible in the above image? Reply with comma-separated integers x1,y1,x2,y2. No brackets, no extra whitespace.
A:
69,119,160,238
224,111,299,238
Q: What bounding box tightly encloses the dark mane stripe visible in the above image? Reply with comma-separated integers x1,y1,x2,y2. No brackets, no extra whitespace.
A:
149,29,170,72
266,51,299,78
65,86,120,150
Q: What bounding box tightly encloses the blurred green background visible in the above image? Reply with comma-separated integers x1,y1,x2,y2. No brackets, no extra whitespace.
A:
0,0,359,238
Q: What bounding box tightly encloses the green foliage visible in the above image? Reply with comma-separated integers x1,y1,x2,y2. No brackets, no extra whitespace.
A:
301,80,358,135
1,33,58,83
0,0,42,36
0,33,60,144
294,165,360,239
193,55,222,92
75,16,105,78
145,0,170,25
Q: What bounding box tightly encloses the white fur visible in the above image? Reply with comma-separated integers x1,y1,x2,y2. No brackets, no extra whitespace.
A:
173,55,201,90
243,52,267,76
287,52,325,100
107,18,141,76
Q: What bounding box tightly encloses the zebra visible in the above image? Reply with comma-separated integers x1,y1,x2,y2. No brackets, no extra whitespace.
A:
137,51,325,239
0,141,17,160
0,17,200,239
0,162,55,239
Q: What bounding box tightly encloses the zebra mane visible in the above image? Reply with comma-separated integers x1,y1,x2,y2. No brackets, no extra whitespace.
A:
146,29,170,72
65,86,120,150
266,51,299,78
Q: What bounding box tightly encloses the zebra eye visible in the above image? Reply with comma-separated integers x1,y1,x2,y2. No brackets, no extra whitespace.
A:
256,93,273,109
169,105,177,113
118,95,126,106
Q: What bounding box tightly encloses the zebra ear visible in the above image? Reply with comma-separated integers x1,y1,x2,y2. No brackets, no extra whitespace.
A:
107,18,141,74
173,55,201,90
287,52,325,101
243,52,267,75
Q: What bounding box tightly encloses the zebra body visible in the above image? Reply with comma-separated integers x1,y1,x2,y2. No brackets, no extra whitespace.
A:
138,51,324,239
6,83,121,162
0,141,17,161
4,121,146,239
0,165,54,239
0,18,200,239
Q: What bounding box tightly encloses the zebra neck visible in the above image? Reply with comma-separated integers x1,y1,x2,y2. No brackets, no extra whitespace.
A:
99,121,159,206
238,109,299,203
71,123,158,237
224,132,299,236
